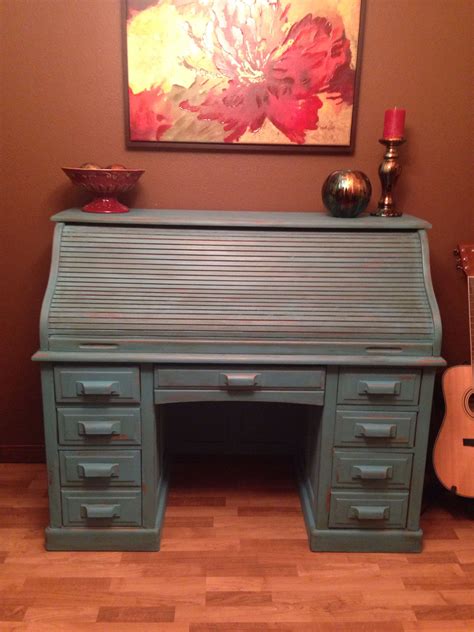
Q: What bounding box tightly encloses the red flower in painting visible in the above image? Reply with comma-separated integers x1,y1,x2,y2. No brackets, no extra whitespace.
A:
181,4,354,143
128,87,173,141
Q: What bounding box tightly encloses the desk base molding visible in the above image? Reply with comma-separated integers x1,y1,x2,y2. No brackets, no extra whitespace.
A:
306,527,423,553
45,526,161,551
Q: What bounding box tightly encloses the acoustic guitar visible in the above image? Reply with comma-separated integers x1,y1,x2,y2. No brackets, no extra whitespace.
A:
433,244,474,498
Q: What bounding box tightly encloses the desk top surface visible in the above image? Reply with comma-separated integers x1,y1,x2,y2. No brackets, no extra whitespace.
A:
52,209,431,231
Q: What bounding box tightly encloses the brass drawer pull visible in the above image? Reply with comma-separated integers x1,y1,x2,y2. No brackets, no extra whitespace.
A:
77,463,119,479
349,505,390,521
358,380,401,396
222,373,261,390
80,504,120,519
351,465,393,480
354,423,397,438
77,421,121,436
75,381,120,396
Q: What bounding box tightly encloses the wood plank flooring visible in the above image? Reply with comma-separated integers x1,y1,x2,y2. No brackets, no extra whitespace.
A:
0,457,473,631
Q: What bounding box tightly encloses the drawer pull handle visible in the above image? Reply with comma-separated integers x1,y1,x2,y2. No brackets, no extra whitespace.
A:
358,380,401,396
77,463,119,479
351,465,393,480
349,505,390,521
80,503,120,519
76,381,120,396
77,421,121,436
222,373,261,390
354,423,397,439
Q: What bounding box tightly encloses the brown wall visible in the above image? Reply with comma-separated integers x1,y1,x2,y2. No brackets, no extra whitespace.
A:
0,0,472,460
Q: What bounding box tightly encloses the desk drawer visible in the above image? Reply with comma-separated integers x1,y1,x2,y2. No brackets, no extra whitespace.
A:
329,491,408,529
61,490,142,526
59,450,141,486
338,369,421,405
334,410,417,448
155,367,325,391
55,366,140,403
57,407,141,445
332,451,413,489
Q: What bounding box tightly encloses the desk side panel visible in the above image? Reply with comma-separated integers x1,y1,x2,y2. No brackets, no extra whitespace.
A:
40,364,62,528
419,230,443,356
140,364,162,528
39,223,63,350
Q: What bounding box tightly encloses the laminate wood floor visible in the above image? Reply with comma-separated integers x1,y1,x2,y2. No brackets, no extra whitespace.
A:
0,457,473,631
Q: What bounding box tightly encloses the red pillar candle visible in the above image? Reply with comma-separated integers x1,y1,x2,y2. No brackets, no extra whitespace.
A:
383,107,406,139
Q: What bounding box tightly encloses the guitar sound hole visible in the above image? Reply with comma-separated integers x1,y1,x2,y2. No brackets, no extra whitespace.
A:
466,391,474,416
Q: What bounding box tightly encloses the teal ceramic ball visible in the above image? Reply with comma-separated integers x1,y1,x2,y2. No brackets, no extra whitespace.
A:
322,170,372,218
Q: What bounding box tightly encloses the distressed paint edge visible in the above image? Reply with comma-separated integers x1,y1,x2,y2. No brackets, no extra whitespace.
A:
38,223,63,350
32,351,447,367
419,229,444,357
50,208,433,231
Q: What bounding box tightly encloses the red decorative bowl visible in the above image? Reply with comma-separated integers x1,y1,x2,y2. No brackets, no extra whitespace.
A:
62,167,145,213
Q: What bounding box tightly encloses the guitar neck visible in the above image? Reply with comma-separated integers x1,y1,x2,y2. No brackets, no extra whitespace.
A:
458,244,474,385
470,275,474,382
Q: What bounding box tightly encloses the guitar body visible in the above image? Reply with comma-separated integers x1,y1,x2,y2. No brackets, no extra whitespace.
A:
433,365,474,498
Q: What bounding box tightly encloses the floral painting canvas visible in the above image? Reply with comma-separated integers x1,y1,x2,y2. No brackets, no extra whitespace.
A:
124,0,364,152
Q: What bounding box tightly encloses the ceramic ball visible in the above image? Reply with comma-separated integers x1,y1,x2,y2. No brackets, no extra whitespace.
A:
322,170,372,218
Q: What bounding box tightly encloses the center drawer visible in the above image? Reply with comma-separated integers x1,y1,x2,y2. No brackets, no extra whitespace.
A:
155,366,325,390
154,366,325,405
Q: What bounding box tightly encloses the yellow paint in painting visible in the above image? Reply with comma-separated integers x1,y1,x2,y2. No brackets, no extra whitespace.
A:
127,2,211,94
333,0,361,60
127,0,233,93
128,0,360,94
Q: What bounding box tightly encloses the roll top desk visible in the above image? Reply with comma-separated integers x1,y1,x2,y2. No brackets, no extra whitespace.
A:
33,209,444,552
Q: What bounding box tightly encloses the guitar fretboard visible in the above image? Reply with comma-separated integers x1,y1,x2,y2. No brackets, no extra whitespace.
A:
470,275,474,382
459,244,474,386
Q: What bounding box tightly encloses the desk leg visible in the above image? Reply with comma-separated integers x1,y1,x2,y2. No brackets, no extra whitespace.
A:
298,366,338,547
41,364,62,529
141,364,168,547
406,368,436,531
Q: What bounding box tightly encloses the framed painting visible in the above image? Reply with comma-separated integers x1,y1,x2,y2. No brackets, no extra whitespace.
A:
123,0,365,153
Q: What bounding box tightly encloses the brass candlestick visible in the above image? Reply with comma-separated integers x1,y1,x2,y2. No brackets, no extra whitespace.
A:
372,138,406,217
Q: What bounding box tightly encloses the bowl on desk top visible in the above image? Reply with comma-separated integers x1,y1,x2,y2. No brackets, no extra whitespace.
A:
62,165,144,213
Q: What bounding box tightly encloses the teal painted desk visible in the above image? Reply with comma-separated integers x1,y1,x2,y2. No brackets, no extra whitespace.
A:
33,209,445,552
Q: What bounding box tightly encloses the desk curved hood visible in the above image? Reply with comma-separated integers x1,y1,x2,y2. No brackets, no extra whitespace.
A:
38,210,442,360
